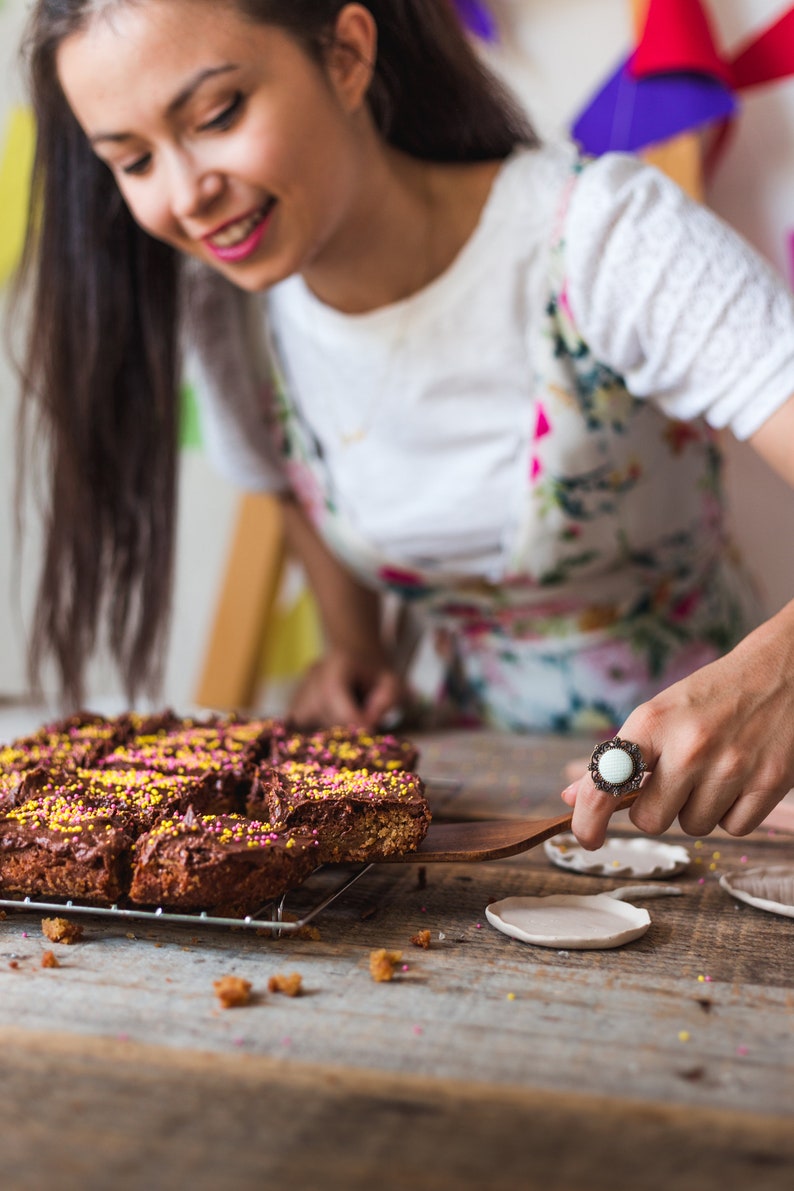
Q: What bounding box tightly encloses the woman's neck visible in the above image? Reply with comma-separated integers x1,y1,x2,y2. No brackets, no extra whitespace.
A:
300,145,503,314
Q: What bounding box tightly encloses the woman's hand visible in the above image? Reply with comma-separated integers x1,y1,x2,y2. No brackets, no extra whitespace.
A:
561,600,794,848
288,647,406,731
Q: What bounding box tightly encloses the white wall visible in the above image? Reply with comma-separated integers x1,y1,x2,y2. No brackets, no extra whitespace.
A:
1,0,792,707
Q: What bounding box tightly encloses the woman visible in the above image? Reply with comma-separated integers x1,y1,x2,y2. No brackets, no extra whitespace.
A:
14,0,794,846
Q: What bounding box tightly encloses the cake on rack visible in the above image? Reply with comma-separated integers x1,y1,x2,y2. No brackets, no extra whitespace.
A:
0,711,429,913
249,762,430,864
0,794,133,904
269,725,419,772
129,810,319,914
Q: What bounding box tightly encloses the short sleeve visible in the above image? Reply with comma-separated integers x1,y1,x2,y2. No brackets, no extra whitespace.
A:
564,153,794,440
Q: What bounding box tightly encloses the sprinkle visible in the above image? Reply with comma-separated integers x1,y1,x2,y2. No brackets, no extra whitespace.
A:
697,975,712,983
736,1045,749,1056
698,878,705,885
708,863,717,871
412,1025,423,1035
21,932,28,939
475,923,482,929
740,856,748,864
711,851,721,860
117,1033,130,1042
232,1037,245,1047
694,840,703,850
281,1037,292,1047
678,1031,691,1042
401,964,409,971
506,992,516,1001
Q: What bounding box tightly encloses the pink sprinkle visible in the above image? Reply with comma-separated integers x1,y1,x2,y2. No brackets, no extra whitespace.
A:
412,1025,423,1036
698,877,705,885
232,1037,245,1047
475,923,482,929
736,1045,749,1056
420,906,427,913
705,975,712,983
530,455,542,482
401,964,409,971
740,855,748,864
117,1033,130,1042
281,1037,292,1047
21,932,28,938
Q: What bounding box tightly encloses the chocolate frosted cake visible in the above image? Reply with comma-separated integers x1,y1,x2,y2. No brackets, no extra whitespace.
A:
130,811,319,914
19,765,240,832
270,726,419,772
0,711,428,913
0,795,133,903
249,762,430,864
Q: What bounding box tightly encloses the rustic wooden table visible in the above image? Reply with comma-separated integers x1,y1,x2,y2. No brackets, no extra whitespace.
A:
0,730,791,1190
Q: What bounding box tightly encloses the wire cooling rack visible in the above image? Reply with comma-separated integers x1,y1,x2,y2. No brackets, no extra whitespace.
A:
0,863,375,935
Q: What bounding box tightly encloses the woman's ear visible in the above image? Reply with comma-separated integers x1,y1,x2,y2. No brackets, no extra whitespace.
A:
326,3,377,112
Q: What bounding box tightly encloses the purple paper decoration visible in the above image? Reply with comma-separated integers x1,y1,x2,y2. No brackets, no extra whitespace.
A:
572,56,737,157
451,0,498,42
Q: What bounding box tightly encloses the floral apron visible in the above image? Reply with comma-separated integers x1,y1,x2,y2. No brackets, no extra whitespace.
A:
267,165,761,733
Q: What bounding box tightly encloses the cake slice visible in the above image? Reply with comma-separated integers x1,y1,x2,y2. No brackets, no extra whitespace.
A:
270,726,419,772
0,795,133,904
19,765,240,832
248,762,430,864
129,810,319,915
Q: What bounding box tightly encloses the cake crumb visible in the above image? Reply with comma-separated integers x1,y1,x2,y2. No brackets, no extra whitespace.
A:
370,948,403,982
41,950,60,969
214,975,252,1008
42,917,84,945
410,929,432,949
268,972,303,997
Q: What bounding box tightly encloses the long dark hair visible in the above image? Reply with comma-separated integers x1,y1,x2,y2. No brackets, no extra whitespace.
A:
14,0,537,707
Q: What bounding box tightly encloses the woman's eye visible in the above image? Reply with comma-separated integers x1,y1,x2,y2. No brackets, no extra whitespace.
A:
200,92,244,133
121,153,152,177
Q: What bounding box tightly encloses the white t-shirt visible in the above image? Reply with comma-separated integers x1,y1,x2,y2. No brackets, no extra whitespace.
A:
195,144,794,579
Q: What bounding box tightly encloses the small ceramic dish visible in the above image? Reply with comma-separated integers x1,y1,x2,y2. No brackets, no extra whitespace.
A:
485,893,651,949
544,834,690,879
719,865,794,919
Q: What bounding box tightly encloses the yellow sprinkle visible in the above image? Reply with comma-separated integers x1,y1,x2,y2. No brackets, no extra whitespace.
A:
708,863,717,871
506,993,516,1001
697,975,705,983
611,860,621,868
711,851,721,860
694,841,703,850
678,1031,690,1042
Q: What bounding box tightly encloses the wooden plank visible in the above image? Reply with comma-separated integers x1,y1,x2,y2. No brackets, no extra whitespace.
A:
194,492,285,710
0,1028,792,1191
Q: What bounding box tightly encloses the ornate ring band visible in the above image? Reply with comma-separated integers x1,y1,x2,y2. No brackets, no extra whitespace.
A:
588,737,646,798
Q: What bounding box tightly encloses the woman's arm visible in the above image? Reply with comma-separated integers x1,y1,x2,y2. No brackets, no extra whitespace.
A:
563,394,794,848
280,494,405,729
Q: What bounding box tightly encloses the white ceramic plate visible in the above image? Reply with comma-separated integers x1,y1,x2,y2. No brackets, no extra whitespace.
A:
485,893,651,949
544,834,690,879
719,865,794,919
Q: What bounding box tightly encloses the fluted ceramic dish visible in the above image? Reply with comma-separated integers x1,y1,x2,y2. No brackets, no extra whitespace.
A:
544,834,690,879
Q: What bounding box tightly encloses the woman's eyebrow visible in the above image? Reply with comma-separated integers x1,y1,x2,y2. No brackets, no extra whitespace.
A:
89,63,240,146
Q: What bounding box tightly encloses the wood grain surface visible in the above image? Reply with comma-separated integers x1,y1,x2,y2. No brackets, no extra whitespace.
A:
0,730,791,1188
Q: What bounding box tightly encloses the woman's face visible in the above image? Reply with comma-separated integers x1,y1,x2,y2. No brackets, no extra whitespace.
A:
57,0,374,292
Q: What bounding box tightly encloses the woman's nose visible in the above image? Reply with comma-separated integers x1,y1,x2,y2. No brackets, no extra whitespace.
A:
168,155,223,221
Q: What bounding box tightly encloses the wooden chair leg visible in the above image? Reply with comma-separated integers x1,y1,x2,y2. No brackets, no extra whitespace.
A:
194,492,286,711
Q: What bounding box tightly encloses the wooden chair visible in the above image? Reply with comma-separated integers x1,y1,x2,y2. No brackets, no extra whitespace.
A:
194,0,704,712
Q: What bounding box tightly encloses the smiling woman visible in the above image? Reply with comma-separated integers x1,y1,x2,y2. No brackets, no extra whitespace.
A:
11,0,794,850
